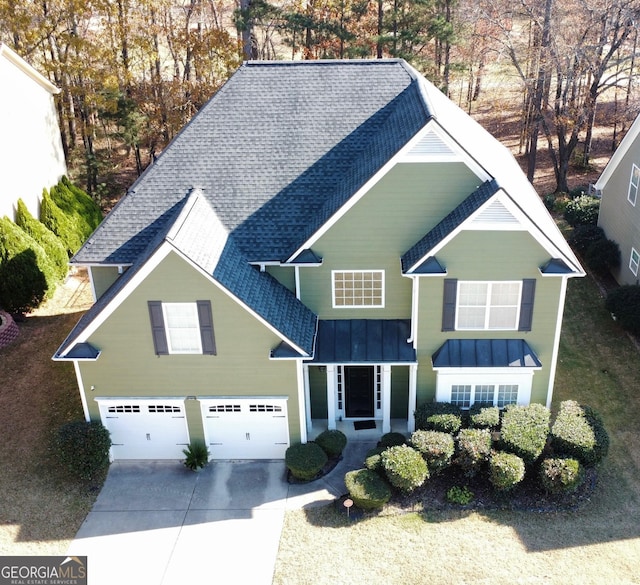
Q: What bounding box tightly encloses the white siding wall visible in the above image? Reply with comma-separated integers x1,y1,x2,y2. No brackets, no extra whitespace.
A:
0,48,66,221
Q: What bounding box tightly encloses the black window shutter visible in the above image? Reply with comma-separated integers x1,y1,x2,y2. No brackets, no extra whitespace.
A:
442,279,458,331
197,300,217,355
148,301,169,355
518,279,536,331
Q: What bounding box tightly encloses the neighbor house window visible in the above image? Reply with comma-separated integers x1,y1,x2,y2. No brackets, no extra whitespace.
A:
629,164,640,206
148,300,216,356
332,270,384,308
630,248,640,276
456,281,521,330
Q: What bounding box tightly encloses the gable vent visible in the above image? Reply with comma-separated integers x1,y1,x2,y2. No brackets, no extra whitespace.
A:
406,131,457,158
471,200,519,225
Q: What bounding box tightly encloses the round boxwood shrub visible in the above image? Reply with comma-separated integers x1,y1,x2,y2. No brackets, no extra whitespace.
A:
315,429,347,458
468,404,501,430
55,420,111,481
381,444,429,492
568,224,605,255
540,457,585,495
285,442,328,481
606,285,640,336
344,468,392,510
378,432,407,449
455,428,492,476
410,430,454,474
415,402,462,434
499,403,550,464
364,446,385,473
563,194,600,226
488,450,525,491
550,401,609,467
584,238,620,276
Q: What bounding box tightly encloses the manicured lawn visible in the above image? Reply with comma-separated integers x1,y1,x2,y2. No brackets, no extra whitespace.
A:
273,275,640,585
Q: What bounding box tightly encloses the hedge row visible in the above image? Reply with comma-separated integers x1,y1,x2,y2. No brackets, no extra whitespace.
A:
0,178,101,314
344,401,608,510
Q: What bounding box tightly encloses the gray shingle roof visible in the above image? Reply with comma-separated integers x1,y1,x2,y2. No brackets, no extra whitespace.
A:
401,179,500,274
76,60,430,265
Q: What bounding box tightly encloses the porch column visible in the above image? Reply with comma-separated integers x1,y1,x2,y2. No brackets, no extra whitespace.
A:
408,363,417,433
303,363,312,433
326,364,337,430
297,360,308,444
382,364,392,434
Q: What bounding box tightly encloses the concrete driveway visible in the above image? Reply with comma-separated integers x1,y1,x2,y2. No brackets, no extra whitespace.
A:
68,441,373,585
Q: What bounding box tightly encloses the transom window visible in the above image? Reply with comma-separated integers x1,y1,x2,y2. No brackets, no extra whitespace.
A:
629,164,640,206
450,384,519,409
630,247,640,276
456,281,521,330
162,303,202,354
332,270,384,308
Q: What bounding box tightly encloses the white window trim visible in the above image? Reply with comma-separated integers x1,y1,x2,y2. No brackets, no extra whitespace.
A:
162,302,202,354
455,281,522,331
630,247,640,276
434,369,535,409
331,270,385,309
628,164,640,206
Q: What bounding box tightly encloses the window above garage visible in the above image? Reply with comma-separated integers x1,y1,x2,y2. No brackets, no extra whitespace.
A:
148,300,216,355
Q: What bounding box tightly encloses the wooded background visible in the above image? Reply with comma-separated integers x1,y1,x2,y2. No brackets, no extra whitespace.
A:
2,0,640,201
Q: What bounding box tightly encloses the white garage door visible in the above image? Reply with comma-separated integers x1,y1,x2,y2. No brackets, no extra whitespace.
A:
97,399,190,460
201,398,289,459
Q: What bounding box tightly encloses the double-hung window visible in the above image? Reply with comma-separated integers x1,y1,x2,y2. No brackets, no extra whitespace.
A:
148,300,216,355
332,270,384,308
456,281,521,330
629,164,640,206
630,248,640,277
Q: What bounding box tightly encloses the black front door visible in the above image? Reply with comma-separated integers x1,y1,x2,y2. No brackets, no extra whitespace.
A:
345,366,374,418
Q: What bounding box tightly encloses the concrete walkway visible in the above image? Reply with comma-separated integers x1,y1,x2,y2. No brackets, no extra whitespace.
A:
68,440,375,585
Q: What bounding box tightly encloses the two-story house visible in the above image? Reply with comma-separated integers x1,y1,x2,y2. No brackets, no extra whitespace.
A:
54,60,584,461
0,44,67,221
595,112,640,286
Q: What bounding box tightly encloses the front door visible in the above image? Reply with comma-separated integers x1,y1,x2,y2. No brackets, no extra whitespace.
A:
345,366,374,418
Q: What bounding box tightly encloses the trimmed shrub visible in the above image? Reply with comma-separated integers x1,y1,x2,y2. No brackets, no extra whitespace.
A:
41,188,84,255
15,199,68,280
364,447,385,473
468,404,500,430
488,450,525,491
60,175,103,230
563,195,600,226
55,420,111,481
568,225,605,255
584,238,620,276
455,428,492,476
550,401,609,466
344,469,392,510
52,177,102,240
381,444,429,492
446,485,474,505
409,430,454,474
285,442,328,481
415,402,462,434
540,457,585,495
606,285,640,336
0,217,56,313
315,429,347,457
500,404,550,464
378,432,407,449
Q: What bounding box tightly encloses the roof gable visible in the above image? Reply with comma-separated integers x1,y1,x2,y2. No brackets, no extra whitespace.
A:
595,112,640,189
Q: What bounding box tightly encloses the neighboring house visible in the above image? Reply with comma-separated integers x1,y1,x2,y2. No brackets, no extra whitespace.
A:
54,60,584,461
0,44,67,221
595,112,640,286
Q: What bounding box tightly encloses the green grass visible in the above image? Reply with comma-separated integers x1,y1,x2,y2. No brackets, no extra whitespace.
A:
273,275,640,585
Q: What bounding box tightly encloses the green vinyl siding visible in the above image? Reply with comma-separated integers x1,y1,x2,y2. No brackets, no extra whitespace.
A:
414,230,563,406
77,250,302,444
265,264,296,293
90,265,124,300
300,162,481,318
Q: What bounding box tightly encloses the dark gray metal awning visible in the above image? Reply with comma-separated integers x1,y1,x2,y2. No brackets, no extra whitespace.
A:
309,319,416,363
432,339,541,368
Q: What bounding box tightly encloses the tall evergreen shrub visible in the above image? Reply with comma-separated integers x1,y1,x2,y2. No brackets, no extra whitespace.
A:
40,188,84,255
